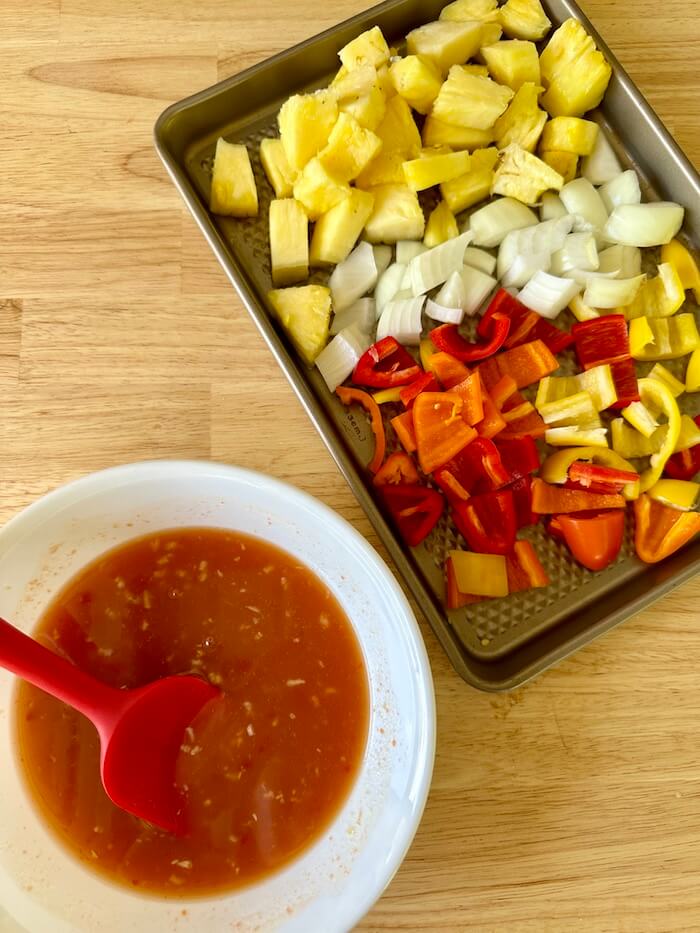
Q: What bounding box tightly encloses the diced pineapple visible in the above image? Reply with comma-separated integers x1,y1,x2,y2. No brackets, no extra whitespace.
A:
269,199,309,286
363,185,425,243
499,0,551,40
493,82,547,152
403,149,472,190
210,138,258,217
339,81,386,131
540,116,599,155
491,143,564,204
373,95,422,156
278,91,338,172
330,64,377,102
478,22,503,47
481,40,540,91
355,150,407,188
540,150,578,182
310,189,375,266
424,200,459,247
318,113,382,182
406,20,483,74
389,55,443,114
339,26,391,71
292,157,351,220
376,64,397,100
440,0,500,22
539,19,612,117
431,66,514,129
440,146,499,212
423,116,494,151
461,64,490,77
268,284,331,364
259,138,297,199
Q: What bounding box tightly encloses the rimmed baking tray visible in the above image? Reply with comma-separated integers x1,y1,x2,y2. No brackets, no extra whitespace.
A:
154,0,700,690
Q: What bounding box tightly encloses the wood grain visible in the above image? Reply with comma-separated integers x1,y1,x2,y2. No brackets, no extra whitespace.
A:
1,2,699,930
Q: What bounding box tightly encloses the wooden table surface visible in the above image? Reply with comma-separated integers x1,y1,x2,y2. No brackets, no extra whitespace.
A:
2,2,700,930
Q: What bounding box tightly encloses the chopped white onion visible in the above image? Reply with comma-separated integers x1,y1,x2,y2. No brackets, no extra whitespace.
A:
396,241,427,264
559,179,609,243
540,192,568,221
400,264,414,291
518,271,582,319
462,247,497,276
550,232,599,276
582,273,646,308
497,216,574,280
329,241,378,312
469,198,538,248
435,270,467,309
315,324,370,391
373,244,393,277
599,170,642,212
460,265,497,315
374,263,407,314
501,251,551,288
425,299,464,325
409,232,471,296
598,244,642,277
581,129,622,185
604,202,685,247
376,297,425,345
330,298,376,335
563,268,620,285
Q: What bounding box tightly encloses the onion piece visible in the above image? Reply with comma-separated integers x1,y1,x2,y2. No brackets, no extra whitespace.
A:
583,274,646,309
376,297,425,345
374,263,407,314
425,299,464,325
581,129,622,185
501,251,551,288
396,241,427,264
563,268,620,285
315,324,371,391
599,170,642,212
460,265,497,315
550,232,599,276
559,178,608,243
497,216,574,280
518,271,582,319
469,198,539,248
597,244,642,277
373,245,393,277
330,298,376,335
409,231,471,296
540,192,568,221
463,247,497,276
435,270,466,309
329,241,378,312
604,202,685,247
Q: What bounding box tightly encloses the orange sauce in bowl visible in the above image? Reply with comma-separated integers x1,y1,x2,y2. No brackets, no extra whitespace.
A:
15,528,369,897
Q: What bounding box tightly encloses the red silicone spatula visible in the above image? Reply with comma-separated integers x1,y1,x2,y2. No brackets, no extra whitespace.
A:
0,616,220,834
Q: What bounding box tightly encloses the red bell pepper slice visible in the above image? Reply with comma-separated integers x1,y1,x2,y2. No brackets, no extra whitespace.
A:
550,510,625,571
430,312,510,362
494,436,540,479
413,392,476,474
573,315,630,371
391,410,417,454
480,288,572,354
427,352,470,389
445,556,484,608
608,357,640,409
453,488,517,554
379,483,444,547
568,461,639,493
372,452,419,487
531,478,625,513
352,336,421,388
507,474,538,528
441,437,510,496
336,386,386,473
434,468,471,507
664,415,700,480
478,339,559,391
477,288,528,338
399,371,440,408
497,389,546,440
506,540,550,592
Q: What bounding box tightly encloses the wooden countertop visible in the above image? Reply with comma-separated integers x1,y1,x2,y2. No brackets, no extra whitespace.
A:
2,2,699,930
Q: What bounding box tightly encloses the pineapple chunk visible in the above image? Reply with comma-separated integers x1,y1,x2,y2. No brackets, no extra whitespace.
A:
492,143,564,204
260,137,297,199
493,82,547,152
292,157,351,220
540,150,578,182
269,199,309,286
318,113,382,182
389,55,443,114
339,26,390,71
373,95,422,156
278,91,338,172
440,0,500,22
340,81,386,131
423,116,494,151
539,19,612,117
310,188,375,266
403,149,472,190
440,146,499,212
540,116,599,155
424,200,459,247
268,285,331,364
376,65,397,100
330,64,377,102
406,20,483,74
364,185,425,243
481,40,540,91
499,0,551,40
210,138,258,217
356,150,407,188
461,64,490,77
431,66,514,129
478,22,503,47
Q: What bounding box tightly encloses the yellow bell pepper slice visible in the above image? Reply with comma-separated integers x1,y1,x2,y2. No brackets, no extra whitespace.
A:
647,478,700,512
449,551,508,598
624,263,686,319
538,391,599,427
686,347,700,392
661,238,700,302
636,377,681,493
420,337,436,371
536,364,616,412
611,419,667,458
540,446,640,499
569,294,600,322
676,413,700,452
648,363,685,398
545,423,608,448
630,314,700,361
622,401,659,438
372,387,403,404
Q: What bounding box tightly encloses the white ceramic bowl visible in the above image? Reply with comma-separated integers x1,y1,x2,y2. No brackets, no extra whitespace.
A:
0,461,435,933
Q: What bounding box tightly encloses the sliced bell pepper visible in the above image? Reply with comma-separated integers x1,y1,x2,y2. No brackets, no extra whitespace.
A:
686,347,700,392
478,339,559,391
452,489,517,555
502,401,535,423
506,540,550,592
448,550,509,598
494,436,540,479
647,478,699,512
430,313,510,363
391,410,417,454
498,393,547,440
573,315,630,370
372,451,420,487
379,483,444,547
413,392,476,474
445,556,484,609
373,387,403,404
538,391,599,427
536,365,617,413
475,378,507,438
336,386,386,473
440,436,510,496
636,377,682,493
477,288,528,339
352,336,421,388
478,289,574,356
550,510,625,571
489,375,518,410
399,371,440,408
622,400,659,438
676,414,700,452
664,416,700,480
630,314,700,361
568,461,639,493
623,263,685,319
434,468,471,506
420,337,437,371
648,363,686,398
508,474,538,527
661,238,700,301
531,478,625,513
503,308,539,348
540,446,640,500
449,372,484,426
608,358,640,410
634,494,700,563
427,352,470,389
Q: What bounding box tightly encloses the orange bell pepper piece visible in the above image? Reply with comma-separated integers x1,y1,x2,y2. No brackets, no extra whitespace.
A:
391,410,417,454
489,375,518,410
475,376,506,439
531,478,625,513
413,392,476,474
633,494,700,563
498,389,546,439
428,352,470,389
449,372,484,426
501,401,535,423
336,386,386,474
478,339,559,391
372,452,419,487
506,541,550,592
